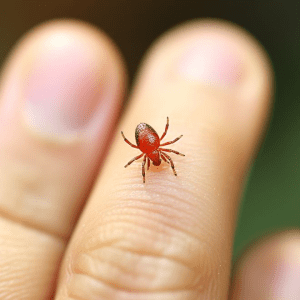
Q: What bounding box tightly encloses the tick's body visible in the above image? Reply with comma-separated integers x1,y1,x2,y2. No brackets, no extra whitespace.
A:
121,117,185,183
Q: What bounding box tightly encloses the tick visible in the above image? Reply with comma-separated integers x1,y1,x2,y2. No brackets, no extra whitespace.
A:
121,117,185,183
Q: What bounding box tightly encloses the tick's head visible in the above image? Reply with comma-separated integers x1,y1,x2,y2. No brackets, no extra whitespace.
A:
147,150,161,166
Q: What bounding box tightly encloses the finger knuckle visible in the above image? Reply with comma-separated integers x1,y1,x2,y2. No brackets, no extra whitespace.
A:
68,214,220,299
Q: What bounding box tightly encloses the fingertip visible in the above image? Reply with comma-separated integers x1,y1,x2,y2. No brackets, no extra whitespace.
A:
2,18,126,141
230,230,300,299
134,18,273,169
0,18,127,237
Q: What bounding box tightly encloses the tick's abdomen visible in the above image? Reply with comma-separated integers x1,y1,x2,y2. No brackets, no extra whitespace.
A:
135,123,160,153
147,150,161,166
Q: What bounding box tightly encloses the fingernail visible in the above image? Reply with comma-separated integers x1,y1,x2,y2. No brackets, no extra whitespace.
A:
23,32,107,139
178,35,244,87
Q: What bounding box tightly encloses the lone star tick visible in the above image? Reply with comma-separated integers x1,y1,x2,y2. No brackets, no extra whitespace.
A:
121,117,185,183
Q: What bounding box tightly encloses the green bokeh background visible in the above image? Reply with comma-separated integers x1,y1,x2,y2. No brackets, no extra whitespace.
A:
1,1,299,261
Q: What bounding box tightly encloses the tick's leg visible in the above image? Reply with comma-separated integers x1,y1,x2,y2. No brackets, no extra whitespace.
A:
159,148,185,156
160,135,183,146
162,152,177,176
147,156,150,170
142,154,147,183
160,117,169,141
160,152,169,164
121,131,139,148
124,153,144,168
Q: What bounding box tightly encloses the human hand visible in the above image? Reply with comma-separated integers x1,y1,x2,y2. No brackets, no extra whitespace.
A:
1,19,291,300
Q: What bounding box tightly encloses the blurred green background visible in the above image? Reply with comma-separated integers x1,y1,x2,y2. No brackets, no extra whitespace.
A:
1,1,299,260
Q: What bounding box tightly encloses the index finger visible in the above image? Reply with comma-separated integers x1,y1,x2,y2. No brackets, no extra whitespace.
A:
56,20,273,299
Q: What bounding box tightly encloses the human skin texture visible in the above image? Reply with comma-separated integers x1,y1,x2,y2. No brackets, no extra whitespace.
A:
0,18,287,300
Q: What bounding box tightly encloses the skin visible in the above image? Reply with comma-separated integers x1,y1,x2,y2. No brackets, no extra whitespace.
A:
0,18,298,300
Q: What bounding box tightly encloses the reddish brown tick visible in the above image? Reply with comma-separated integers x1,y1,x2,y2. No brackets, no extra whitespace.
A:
121,117,185,183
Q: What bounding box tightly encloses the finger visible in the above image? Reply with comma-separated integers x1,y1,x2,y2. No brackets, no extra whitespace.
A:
230,230,300,299
0,20,125,299
56,20,273,299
